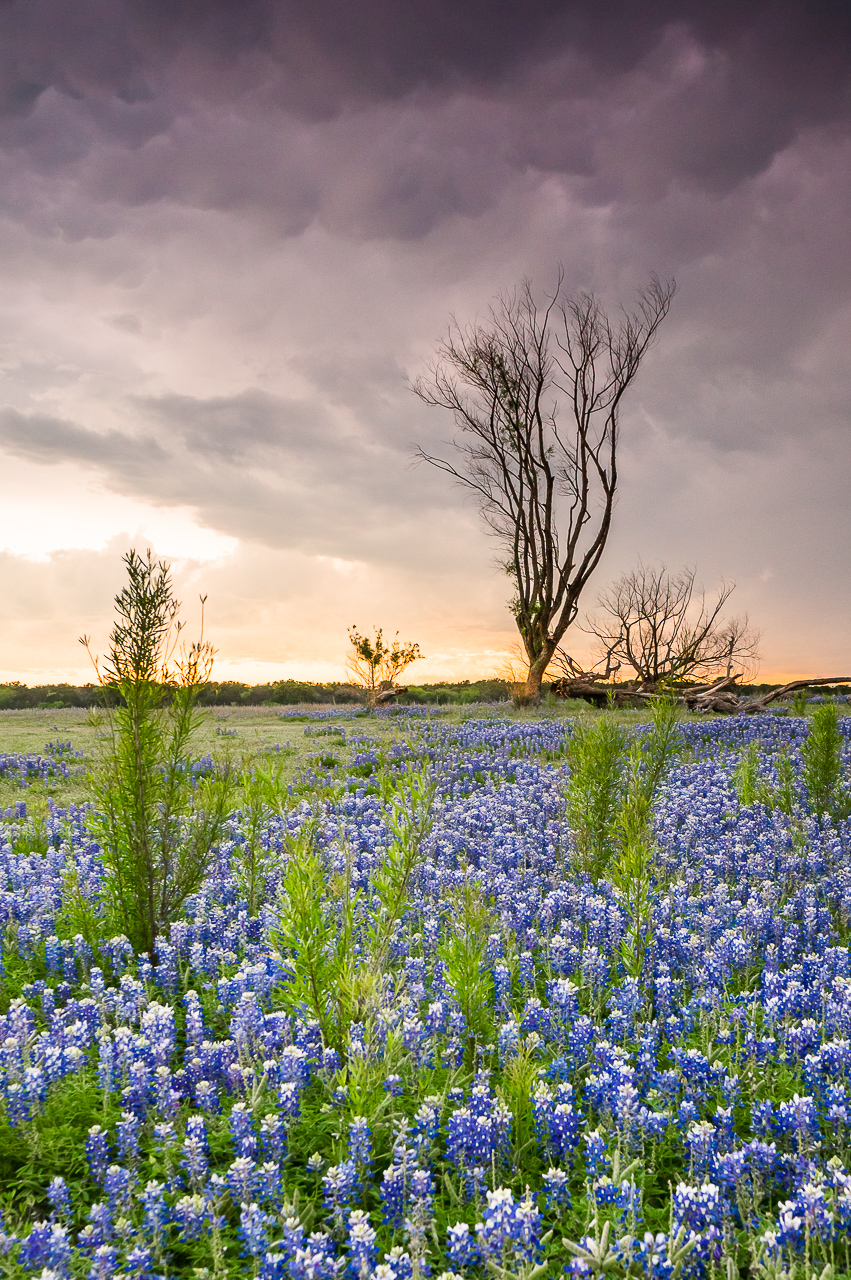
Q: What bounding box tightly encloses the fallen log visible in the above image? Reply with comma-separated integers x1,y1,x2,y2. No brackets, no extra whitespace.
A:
681,675,742,713
550,676,617,707
551,672,851,715
739,676,851,714
682,675,851,715
374,685,408,705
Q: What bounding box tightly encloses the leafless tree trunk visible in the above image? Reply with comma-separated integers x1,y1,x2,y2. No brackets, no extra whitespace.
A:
585,563,760,690
413,272,675,699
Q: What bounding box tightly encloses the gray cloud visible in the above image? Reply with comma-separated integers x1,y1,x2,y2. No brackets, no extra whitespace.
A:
1,1,851,679
0,2,849,240
0,389,468,567
0,406,168,472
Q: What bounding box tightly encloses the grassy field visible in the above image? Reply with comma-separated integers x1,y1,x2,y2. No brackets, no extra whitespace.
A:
0,698,648,835
1,696,850,1276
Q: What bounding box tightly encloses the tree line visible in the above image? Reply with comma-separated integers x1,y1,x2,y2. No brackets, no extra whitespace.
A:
0,677,514,710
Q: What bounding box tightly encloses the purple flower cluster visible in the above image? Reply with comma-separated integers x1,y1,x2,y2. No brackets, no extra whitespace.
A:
0,709,850,1275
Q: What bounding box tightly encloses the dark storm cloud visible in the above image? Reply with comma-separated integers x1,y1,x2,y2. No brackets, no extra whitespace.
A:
0,0,849,235
1,0,851,681
3,1,850,110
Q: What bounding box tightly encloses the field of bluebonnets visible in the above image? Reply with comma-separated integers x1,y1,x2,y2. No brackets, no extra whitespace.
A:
1,696,851,1280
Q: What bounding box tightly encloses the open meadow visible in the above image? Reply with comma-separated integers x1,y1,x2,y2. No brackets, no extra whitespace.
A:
1,699,850,1279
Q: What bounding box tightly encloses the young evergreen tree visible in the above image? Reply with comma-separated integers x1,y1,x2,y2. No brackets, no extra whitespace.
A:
82,550,232,953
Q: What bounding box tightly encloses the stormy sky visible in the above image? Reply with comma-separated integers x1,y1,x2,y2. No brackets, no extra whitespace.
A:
0,0,849,683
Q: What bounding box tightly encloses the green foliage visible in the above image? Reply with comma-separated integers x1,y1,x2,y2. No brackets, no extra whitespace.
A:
368,765,437,970
773,750,798,817
609,748,657,977
346,626,424,705
565,717,629,880
270,820,357,1052
82,549,234,954
609,695,682,975
565,701,682,950
735,741,767,807
437,878,497,1067
636,693,682,806
791,689,809,715
405,679,510,705
801,700,851,823
735,742,799,818
234,760,287,915
0,1069,120,1226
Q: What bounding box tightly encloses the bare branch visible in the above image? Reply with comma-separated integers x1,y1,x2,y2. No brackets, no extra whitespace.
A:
413,272,675,698
584,563,760,690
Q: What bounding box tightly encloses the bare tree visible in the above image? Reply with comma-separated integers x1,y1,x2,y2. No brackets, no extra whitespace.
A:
584,563,761,690
347,625,423,707
413,272,675,699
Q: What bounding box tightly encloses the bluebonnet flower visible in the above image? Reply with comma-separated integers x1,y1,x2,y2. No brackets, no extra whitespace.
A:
569,1017,597,1060
227,1156,259,1204
776,1093,820,1146
78,1203,112,1251
347,1023,367,1062
278,1080,302,1121
173,1194,210,1241
195,1079,220,1113
551,1101,582,1163
685,1121,718,1179
124,1245,154,1278
287,1231,339,1280
493,963,512,1010
475,1187,541,1267
624,1231,678,1279
322,1047,342,1076
260,1112,286,1163
446,1093,510,1174
103,1166,133,1219
182,1115,209,1188
446,1222,480,1270
413,1099,441,1149
238,1202,270,1259
345,1209,377,1278
88,1245,119,1280
116,1111,140,1168
582,1130,609,1179
592,1177,643,1227
323,1161,359,1232
672,1181,724,1261
230,1101,257,1158
20,1221,73,1276
542,1167,571,1212
140,1180,168,1251
380,1164,407,1232
518,951,535,987
348,1115,372,1169
752,1101,774,1136
183,989,208,1047
86,1127,111,1184
46,1178,71,1223
404,1168,434,1263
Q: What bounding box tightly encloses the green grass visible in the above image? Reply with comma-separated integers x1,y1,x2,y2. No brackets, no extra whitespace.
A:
2,697,840,814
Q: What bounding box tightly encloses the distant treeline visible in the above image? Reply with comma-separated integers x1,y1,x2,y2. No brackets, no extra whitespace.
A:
0,678,516,710
0,678,831,712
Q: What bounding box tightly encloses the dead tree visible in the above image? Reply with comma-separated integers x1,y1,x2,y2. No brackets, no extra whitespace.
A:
548,648,623,706
585,564,760,691
672,675,849,715
413,273,675,701
737,676,849,715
